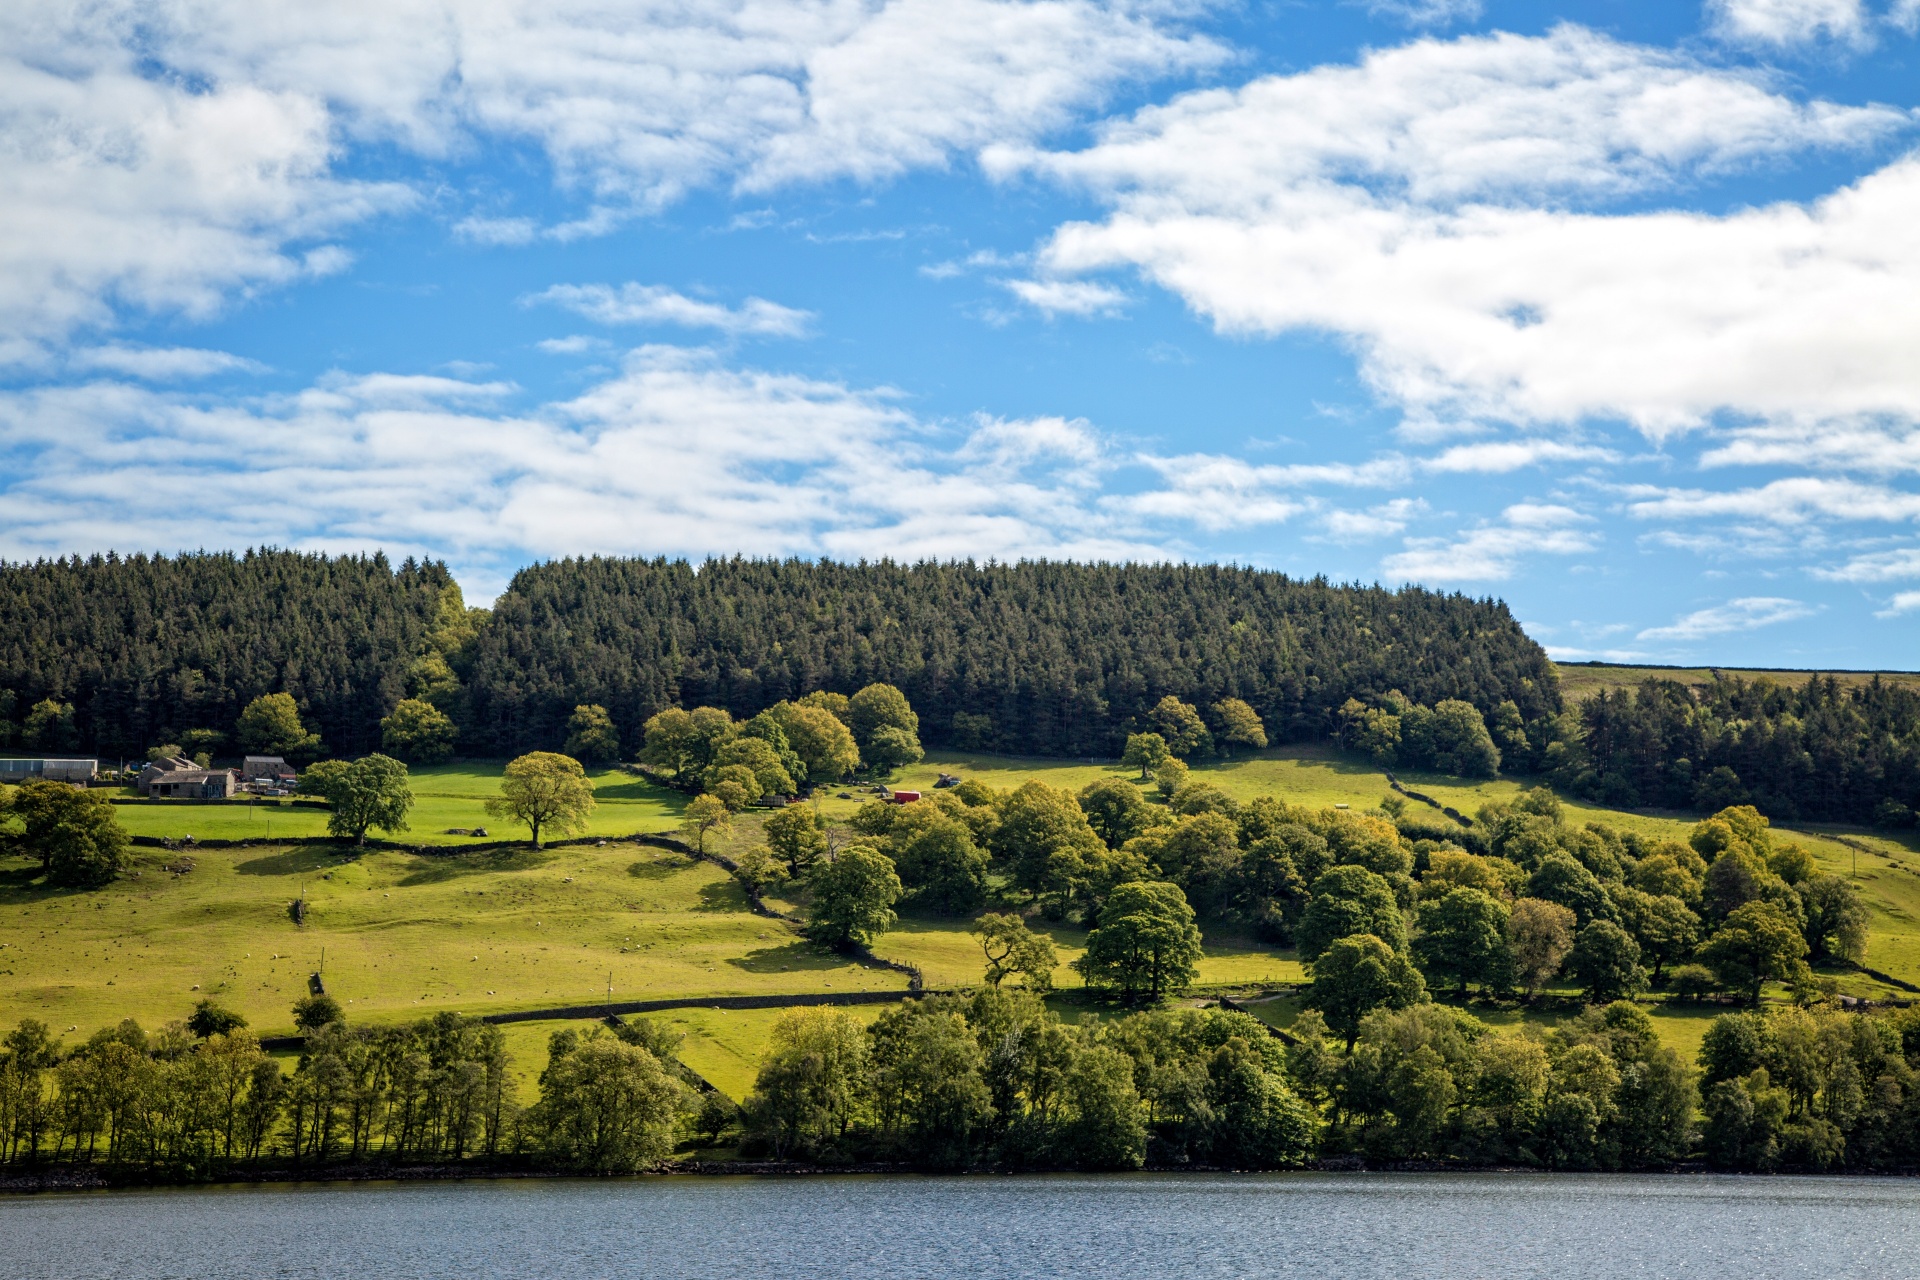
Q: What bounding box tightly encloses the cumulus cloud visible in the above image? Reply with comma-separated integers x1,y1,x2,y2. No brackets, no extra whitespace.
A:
993,25,1919,442
0,348,1252,592
0,0,1223,352
1637,595,1818,640
0,15,406,359
529,284,815,337
1380,502,1596,582
1708,0,1869,47
1876,590,1920,616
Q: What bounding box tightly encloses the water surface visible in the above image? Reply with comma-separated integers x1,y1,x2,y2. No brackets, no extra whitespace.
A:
8,1172,1918,1279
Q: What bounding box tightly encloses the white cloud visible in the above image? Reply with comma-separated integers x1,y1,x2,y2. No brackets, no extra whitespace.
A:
1425,438,1616,473
1708,0,1869,47
534,335,604,355
529,284,815,337
0,349,1246,593
1319,497,1426,542
1812,544,1920,581
1894,0,1920,33
1637,595,1817,640
69,346,266,380
1627,477,1920,524
1360,0,1484,28
1002,278,1131,316
1876,590,1920,616
993,25,1920,443
1381,501,1595,582
0,0,1223,352
0,18,406,359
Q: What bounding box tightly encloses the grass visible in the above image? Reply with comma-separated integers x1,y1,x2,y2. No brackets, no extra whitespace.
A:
7,745,1920,1077
1552,661,1920,703
104,761,689,846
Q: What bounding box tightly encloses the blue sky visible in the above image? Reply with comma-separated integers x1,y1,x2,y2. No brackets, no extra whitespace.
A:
3,0,1919,668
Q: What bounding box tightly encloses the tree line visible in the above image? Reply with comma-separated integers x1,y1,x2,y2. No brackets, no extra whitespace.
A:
1541,674,1920,826
0,553,1557,765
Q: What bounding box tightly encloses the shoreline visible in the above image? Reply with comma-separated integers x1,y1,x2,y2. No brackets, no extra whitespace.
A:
18,1155,1913,1194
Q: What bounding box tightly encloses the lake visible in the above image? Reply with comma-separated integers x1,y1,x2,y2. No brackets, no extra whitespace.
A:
8,1172,1920,1279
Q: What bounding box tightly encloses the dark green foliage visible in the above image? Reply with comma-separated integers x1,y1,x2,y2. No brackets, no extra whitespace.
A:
1552,674,1920,821
1305,933,1428,1048
12,780,128,886
0,551,449,757
1564,921,1648,1003
1075,881,1204,998
1296,865,1406,961
1414,888,1513,996
187,1000,248,1038
292,994,343,1032
803,845,902,947
460,558,1559,756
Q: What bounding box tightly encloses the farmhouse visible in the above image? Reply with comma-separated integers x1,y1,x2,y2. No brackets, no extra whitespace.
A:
138,756,238,799
242,755,296,785
0,758,99,785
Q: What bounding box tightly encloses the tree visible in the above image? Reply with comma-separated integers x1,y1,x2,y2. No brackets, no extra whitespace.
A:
1150,696,1212,758
326,754,414,846
639,708,700,777
848,684,923,771
1414,887,1512,996
1154,758,1189,801
1078,777,1155,848
1304,933,1428,1050
863,725,925,774
1121,733,1171,778
563,704,623,763
744,1009,871,1159
764,803,829,875
297,759,350,800
1506,897,1576,997
22,699,76,751
1075,880,1203,999
187,1000,248,1038
1061,1044,1147,1170
1698,901,1810,1004
1296,865,1407,961
13,780,128,886
894,819,990,914
987,780,1107,900
1565,920,1647,1004
380,698,456,763
1426,700,1501,777
1527,852,1613,926
486,751,594,848
770,702,860,786
705,735,796,799
804,845,902,948
679,794,733,856
1799,874,1869,964
972,913,1059,991
1212,698,1268,755
292,994,343,1031
1609,887,1700,983
535,1032,687,1172
236,693,322,759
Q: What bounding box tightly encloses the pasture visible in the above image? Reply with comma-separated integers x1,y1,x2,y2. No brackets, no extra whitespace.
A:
5,747,1920,1092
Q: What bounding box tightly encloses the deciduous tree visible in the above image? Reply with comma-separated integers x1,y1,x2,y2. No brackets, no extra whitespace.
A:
804,845,902,948
486,752,592,848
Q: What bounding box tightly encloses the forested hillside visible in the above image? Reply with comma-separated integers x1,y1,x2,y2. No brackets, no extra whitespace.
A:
1549,675,1920,825
0,551,453,758
461,558,1560,756
0,554,1557,763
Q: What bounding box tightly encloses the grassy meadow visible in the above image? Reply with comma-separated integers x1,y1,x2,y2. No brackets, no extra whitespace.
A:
6,747,1920,1092
1552,660,1920,702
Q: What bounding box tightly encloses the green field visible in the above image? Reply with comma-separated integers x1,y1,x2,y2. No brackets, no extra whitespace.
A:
6,747,1920,1092
1552,660,1920,702
103,761,688,846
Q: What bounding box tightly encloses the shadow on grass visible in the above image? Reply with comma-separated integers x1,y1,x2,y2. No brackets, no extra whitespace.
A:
395,849,555,886
697,880,752,913
626,856,687,881
725,940,843,974
592,777,687,809
234,846,349,877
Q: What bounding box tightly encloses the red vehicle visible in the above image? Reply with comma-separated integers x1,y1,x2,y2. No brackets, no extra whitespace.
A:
889,790,921,804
